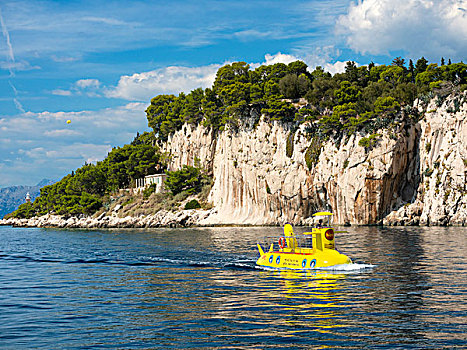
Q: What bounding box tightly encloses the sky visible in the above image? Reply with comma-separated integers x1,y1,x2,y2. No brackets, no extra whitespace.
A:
0,0,466,187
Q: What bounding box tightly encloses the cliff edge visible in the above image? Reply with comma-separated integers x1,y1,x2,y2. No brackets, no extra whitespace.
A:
163,93,466,226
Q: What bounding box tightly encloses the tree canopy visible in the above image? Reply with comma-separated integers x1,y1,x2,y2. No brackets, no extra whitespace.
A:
145,57,466,142
6,132,165,219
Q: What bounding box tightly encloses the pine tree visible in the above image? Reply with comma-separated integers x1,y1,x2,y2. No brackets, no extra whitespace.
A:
409,59,415,83
415,57,428,75
392,56,406,68
441,57,445,66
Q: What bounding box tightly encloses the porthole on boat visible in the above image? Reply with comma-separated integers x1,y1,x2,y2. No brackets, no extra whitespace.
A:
302,259,307,268
276,256,280,265
310,259,316,268
269,255,274,264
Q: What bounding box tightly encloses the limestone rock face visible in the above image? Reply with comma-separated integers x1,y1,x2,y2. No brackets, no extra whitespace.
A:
163,93,466,226
162,123,215,171
384,93,467,226
162,120,414,225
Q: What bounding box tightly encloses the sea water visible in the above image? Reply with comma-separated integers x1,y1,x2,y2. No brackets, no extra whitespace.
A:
0,225,466,349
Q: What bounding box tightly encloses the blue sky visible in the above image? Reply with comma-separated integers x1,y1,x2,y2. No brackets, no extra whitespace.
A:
1,0,466,187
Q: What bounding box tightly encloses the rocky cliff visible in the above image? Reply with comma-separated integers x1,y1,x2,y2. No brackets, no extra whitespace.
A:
2,94,465,228
384,94,467,226
163,93,466,226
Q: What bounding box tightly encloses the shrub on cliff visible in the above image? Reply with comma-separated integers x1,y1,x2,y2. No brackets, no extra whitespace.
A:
286,131,295,158
304,137,322,170
184,199,201,210
358,133,382,152
165,165,205,196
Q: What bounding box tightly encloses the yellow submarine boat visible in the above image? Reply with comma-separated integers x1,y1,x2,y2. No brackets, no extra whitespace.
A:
256,212,352,269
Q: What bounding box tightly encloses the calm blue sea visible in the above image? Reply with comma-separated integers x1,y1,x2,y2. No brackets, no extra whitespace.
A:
0,225,466,349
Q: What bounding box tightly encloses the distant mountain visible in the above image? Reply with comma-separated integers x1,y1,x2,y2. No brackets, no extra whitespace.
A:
0,179,55,218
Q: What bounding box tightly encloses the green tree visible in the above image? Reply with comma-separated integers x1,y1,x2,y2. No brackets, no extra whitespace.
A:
344,61,359,82
408,59,415,83
287,60,309,76
145,94,177,139
261,96,295,122
392,56,406,68
218,82,251,128
201,88,222,129
165,165,203,195
79,192,102,215
213,62,250,92
379,65,406,87
374,96,400,116
305,78,339,109
310,66,331,80
415,57,428,75
278,73,310,99
332,102,358,124
361,81,391,111
181,88,204,125
334,81,361,104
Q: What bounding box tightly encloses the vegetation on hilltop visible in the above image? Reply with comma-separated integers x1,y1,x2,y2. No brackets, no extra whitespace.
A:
6,133,212,219
6,57,467,219
6,133,165,219
146,57,466,142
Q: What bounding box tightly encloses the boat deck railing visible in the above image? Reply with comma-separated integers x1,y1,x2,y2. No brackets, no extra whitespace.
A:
257,232,315,253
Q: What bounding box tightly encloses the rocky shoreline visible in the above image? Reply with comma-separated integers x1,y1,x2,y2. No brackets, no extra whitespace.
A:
1,209,464,228
0,209,215,229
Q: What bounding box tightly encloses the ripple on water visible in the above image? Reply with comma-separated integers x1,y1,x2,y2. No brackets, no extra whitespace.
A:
0,225,466,349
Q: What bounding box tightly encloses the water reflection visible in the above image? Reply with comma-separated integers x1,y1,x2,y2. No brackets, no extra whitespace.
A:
1,225,466,349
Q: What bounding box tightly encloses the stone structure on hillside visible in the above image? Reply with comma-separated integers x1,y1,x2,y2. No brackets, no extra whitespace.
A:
134,174,167,193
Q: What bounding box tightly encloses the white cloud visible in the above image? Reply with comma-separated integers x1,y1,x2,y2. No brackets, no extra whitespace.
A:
336,0,467,60
324,61,348,74
51,55,80,63
263,52,299,65
18,147,46,159
0,103,149,187
105,64,222,101
75,79,100,89
43,129,82,137
82,16,130,26
45,144,112,160
51,78,103,97
0,60,40,71
52,89,72,96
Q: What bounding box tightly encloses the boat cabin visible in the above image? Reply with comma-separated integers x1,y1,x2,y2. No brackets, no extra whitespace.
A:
262,212,338,254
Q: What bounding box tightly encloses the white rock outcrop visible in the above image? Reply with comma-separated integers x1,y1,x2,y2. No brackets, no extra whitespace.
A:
0,209,214,228
384,94,467,226
163,93,466,226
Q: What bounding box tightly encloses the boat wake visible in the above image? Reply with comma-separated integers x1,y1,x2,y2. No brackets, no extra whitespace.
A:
315,263,375,272
146,255,258,270
255,262,375,273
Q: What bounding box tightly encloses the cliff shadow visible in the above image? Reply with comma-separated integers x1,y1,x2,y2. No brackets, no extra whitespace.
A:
379,120,422,222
